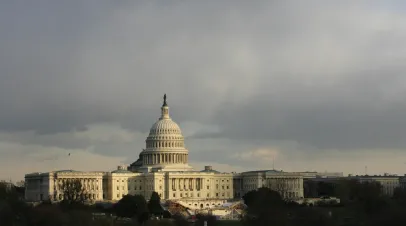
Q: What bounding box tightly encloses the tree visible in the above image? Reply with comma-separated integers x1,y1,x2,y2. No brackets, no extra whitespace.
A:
195,214,217,226
114,194,149,225
304,180,318,198
317,181,335,197
0,182,31,226
242,187,288,226
393,187,406,206
148,192,164,217
60,179,87,205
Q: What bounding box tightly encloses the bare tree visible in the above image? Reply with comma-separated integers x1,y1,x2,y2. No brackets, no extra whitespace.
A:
61,179,87,204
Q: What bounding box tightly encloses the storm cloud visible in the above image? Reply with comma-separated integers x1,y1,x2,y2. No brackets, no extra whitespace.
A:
1,1,406,180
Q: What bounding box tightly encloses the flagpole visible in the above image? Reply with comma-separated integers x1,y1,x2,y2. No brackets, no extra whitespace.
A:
68,153,71,170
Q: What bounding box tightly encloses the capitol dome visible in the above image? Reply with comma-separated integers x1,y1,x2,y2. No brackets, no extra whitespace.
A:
129,94,193,173
145,95,185,149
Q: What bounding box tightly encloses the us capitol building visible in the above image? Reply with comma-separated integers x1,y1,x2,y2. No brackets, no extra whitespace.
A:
25,95,304,208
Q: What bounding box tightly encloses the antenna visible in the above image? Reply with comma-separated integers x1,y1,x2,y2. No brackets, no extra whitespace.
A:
272,156,275,170
365,166,368,175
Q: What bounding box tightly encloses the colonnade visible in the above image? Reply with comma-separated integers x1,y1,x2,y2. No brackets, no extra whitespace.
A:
146,140,184,148
170,178,204,191
265,177,303,198
143,153,188,165
53,178,102,200
55,178,101,191
266,178,302,190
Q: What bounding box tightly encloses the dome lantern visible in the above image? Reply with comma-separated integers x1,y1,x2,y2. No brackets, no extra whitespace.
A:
160,94,170,120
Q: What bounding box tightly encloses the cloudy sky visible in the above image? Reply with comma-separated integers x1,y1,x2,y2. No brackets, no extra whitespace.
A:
1,1,406,181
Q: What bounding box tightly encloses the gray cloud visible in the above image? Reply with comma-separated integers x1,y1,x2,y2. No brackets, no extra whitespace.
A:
1,1,406,179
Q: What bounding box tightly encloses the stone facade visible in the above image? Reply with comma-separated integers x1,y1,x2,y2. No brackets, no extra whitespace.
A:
25,170,104,202
233,170,304,199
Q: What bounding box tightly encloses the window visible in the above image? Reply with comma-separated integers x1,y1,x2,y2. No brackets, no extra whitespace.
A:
117,186,119,190
207,186,209,189
117,194,120,198
216,184,219,189
173,193,176,197
226,186,229,189
216,193,219,197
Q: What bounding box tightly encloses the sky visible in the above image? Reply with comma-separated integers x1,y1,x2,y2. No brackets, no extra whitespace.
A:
1,1,406,181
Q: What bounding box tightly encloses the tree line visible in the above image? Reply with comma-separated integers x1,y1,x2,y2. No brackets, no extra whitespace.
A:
3,178,406,225
243,179,406,226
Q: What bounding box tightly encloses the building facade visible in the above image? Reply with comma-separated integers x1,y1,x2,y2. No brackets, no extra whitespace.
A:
233,170,304,199
25,170,104,201
25,95,304,205
349,174,400,196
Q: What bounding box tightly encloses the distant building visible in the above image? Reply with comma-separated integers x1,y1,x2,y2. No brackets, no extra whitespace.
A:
294,171,344,179
0,180,14,192
348,174,400,196
399,175,406,189
233,170,304,199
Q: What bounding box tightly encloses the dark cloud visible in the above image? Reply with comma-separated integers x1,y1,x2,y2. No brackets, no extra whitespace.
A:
0,0,406,162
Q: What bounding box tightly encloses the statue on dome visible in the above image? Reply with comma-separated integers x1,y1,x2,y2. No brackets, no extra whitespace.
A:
163,94,167,106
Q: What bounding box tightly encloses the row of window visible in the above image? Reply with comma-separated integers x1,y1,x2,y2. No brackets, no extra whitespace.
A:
173,192,231,198
150,128,181,134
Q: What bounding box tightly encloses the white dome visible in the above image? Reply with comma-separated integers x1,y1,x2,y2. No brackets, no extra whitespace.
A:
136,94,193,172
149,119,182,136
